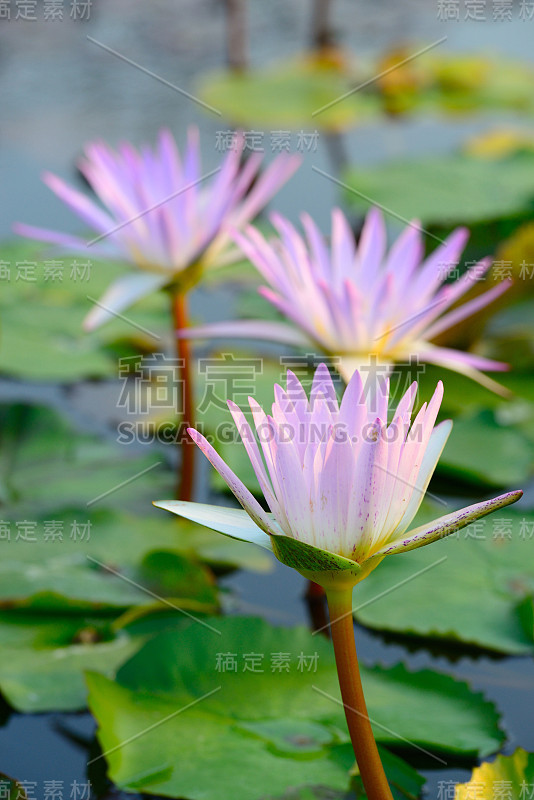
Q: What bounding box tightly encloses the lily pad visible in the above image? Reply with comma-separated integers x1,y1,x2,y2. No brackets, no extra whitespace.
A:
0,528,219,613
0,610,196,713
0,612,142,712
352,510,534,654
436,409,534,488
0,774,28,800
0,239,168,381
0,402,173,517
269,744,424,799
87,617,502,798
456,748,534,800
198,57,382,132
0,401,270,609
342,153,534,227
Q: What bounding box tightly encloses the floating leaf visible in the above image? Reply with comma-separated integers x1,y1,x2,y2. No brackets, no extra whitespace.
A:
0,611,197,713
0,612,142,712
456,748,534,800
87,617,502,798
353,511,534,654
0,402,172,517
342,153,534,227
0,774,28,800
374,49,534,115
0,239,168,381
437,409,533,488
198,57,382,132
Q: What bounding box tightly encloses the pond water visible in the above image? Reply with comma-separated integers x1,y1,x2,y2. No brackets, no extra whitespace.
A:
1,1,534,797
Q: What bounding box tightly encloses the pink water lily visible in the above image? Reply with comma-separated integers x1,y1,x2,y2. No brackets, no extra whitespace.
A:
15,128,300,331
154,364,522,587
178,207,510,392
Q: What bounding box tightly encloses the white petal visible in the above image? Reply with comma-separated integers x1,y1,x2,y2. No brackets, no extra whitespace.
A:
153,501,274,550
83,273,169,331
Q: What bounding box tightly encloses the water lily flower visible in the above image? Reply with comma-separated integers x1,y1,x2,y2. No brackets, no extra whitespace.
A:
178,208,510,392
15,127,300,331
154,363,522,589
154,364,521,800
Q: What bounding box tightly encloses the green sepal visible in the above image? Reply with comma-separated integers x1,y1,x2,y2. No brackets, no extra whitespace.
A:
269,533,363,589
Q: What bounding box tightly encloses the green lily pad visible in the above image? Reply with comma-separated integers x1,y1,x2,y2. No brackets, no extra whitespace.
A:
87,617,502,799
0,774,28,800
352,510,534,654
0,239,169,381
0,529,219,613
268,744,424,799
88,670,357,798
198,57,382,132
456,748,534,800
0,400,270,609
342,153,534,227
436,409,534,488
0,610,196,713
0,612,142,712
0,402,173,517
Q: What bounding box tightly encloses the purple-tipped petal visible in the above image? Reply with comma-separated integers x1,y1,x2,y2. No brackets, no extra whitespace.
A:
175,319,311,347
43,172,115,235
226,208,505,393
187,427,279,537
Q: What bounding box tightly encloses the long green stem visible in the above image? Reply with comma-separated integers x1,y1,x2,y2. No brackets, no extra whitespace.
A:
172,291,195,501
326,586,394,800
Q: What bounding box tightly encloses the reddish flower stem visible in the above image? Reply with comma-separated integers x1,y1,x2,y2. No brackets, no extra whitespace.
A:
326,586,394,800
172,291,195,501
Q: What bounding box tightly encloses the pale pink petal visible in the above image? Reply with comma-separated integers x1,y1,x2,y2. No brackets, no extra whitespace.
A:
174,319,311,347
390,419,453,537
14,223,118,258
357,207,386,282
419,346,510,396
423,280,511,340
43,172,115,235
